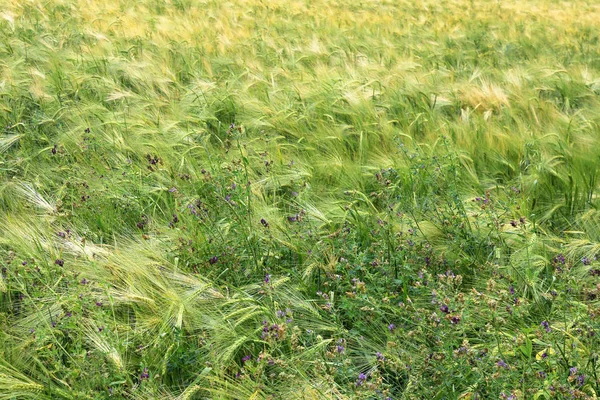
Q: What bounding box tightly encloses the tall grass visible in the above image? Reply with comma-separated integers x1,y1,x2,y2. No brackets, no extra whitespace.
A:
1,0,600,398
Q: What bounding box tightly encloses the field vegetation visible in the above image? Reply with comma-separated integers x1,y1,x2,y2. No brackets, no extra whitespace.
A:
2,0,600,398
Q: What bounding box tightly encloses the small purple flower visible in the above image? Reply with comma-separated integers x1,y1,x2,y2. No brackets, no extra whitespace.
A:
276,310,286,318
497,359,508,369
582,257,592,266
168,187,177,193
356,372,367,386
241,355,251,363
509,286,515,295
554,254,566,265
288,215,298,222
65,311,72,317
450,316,461,324
140,368,149,380
570,367,578,376
260,218,269,228
80,278,89,285
577,374,585,386
336,345,345,353
95,301,103,307
55,259,64,267
541,321,551,333
376,352,385,361
264,273,270,284
439,304,449,314
538,371,547,379
388,323,396,332
209,256,218,265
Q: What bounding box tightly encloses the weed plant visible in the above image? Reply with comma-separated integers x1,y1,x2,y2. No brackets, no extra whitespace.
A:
1,0,600,398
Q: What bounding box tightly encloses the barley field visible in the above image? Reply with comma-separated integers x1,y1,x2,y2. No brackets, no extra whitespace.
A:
1,0,600,398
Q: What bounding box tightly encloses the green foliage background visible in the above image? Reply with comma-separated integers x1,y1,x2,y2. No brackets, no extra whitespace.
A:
1,0,600,398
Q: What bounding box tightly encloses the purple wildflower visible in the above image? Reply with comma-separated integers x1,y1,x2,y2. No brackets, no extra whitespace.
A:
541,321,551,333
582,257,592,266
140,368,149,380
209,256,218,265
264,273,270,284
356,372,367,386
55,259,64,267
260,218,269,228
388,323,396,332
336,345,345,353
276,310,286,318
509,285,515,295
439,304,449,314
570,367,578,376
80,278,89,285
95,301,103,307
577,374,585,386
497,360,508,369
376,352,385,361
241,355,251,363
